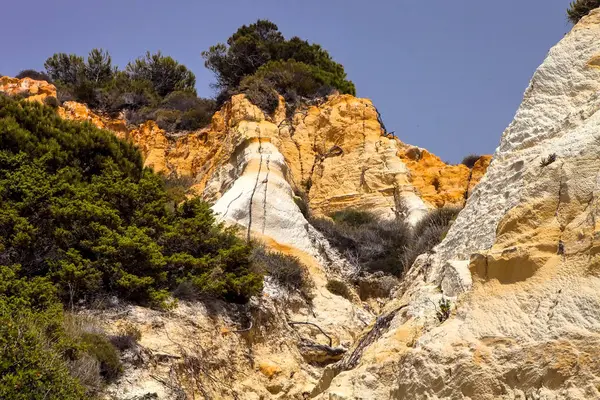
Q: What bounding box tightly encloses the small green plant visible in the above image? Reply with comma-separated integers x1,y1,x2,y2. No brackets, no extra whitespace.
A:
567,0,600,24
326,279,353,300
540,153,557,168
436,298,452,323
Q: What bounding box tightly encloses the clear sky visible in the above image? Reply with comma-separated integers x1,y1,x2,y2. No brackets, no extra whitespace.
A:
1,0,572,162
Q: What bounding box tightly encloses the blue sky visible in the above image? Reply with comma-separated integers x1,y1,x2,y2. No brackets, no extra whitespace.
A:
1,0,572,162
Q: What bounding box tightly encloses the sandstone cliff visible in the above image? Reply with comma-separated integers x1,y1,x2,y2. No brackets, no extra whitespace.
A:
0,75,489,398
313,9,600,400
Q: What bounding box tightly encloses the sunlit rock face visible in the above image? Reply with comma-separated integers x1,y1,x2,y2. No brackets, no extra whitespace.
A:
0,74,491,398
315,9,600,400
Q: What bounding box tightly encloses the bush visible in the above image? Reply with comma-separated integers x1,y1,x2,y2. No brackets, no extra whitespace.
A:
330,209,375,227
240,60,335,115
460,154,480,169
310,210,411,276
0,266,86,399
252,247,314,298
239,76,280,115
0,95,263,306
402,207,462,271
567,0,600,23
44,95,60,108
126,51,196,97
203,19,355,104
80,333,123,381
16,69,51,81
326,279,352,300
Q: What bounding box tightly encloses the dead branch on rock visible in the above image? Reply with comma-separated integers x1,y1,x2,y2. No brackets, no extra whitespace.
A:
339,304,408,371
288,321,333,347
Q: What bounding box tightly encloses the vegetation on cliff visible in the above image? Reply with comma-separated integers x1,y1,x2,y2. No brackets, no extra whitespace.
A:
311,207,460,277
18,19,355,123
202,19,355,111
0,94,265,397
567,0,600,23
0,95,263,305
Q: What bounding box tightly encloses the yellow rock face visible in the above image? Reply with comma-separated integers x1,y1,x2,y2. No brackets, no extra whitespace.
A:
0,77,490,219
398,148,492,208
0,76,56,103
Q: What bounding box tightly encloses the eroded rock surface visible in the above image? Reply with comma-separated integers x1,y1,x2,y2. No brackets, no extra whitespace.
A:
316,9,600,400
0,75,491,398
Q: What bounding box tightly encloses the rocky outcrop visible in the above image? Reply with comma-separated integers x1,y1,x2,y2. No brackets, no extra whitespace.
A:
315,9,600,400
0,75,56,103
0,75,491,398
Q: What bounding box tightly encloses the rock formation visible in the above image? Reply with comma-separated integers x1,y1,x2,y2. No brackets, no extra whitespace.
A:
1,70,489,397
314,8,600,400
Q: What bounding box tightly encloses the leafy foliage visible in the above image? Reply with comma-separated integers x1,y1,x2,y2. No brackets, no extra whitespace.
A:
0,95,263,305
42,49,212,132
239,60,336,115
125,51,196,97
203,19,355,106
0,266,87,399
567,0,600,23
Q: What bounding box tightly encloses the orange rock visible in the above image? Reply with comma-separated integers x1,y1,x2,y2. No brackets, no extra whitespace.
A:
399,147,490,208
0,76,56,103
0,76,491,216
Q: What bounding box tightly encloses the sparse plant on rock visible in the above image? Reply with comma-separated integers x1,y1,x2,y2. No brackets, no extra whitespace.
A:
540,153,557,168
326,279,353,300
252,246,314,299
436,298,452,323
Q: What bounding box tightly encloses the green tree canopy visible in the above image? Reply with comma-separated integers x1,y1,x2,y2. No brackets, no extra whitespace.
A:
126,51,196,97
202,19,356,102
0,94,262,306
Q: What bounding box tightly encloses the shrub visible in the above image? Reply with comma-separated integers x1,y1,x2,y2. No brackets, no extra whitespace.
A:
240,60,335,115
330,209,375,227
252,246,314,298
567,0,600,24
436,298,451,322
0,95,263,306
402,207,462,271
16,69,51,81
326,279,352,300
203,19,355,104
239,76,280,115
109,323,142,351
80,333,123,381
460,154,480,169
310,210,411,276
44,95,60,108
126,51,196,97
0,266,86,399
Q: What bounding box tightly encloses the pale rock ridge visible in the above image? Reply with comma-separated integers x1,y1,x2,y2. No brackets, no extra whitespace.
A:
316,9,600,400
